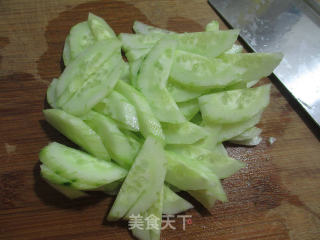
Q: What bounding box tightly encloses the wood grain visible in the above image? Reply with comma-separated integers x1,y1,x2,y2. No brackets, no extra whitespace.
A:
0,1,319,239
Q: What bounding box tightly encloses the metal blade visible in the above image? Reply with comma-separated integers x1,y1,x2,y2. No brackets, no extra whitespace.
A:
209,0,320,127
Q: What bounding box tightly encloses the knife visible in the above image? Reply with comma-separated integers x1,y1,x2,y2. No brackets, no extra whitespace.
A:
208,0,320,127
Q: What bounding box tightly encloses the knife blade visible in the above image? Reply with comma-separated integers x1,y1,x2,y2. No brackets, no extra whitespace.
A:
209,0,320,127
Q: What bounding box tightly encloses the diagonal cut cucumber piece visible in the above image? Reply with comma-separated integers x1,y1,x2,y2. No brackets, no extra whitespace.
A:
107,137,167,221
88,12,116,40
115,81,164,141
94,90,139,132
199,84,271,124
177,99,200,120
39,142,127,189
137,39,186,123
55,39,121,108
162,121,207,144
44,109,110,161
61,55,122,116
83,111,140,169
163,185,193,214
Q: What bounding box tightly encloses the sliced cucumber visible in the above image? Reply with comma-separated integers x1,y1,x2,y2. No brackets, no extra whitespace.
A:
46,78,58,108
222,44,243,55
137,39,186,123
231,127,262,141
88,12,116,40
107,137,167,221
163,185,193,214
83,111,140,169
61,54,122,116
40,164,95,190
133,21,173,34
129,58,144,87
43,109,110,161
46,181,88,199
165,151,215,191
219,52,283,83
63,35,71,66
217,112,262,142
68,21,95,61
94,91,139,132
39,142,127,189
205,20,219,32
132,186,164,240
55,39,121,108
188,182,227,210
115,80,164,141
167,145,245,179
194,124,221,151
167,80,204,103
177,99,200,120
199,85,271,124
170,50,244,90
120,30,239,59
162,121,207,144
231,135,262,146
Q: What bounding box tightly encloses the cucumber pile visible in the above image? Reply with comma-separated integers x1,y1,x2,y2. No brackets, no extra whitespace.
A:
40,13,282,240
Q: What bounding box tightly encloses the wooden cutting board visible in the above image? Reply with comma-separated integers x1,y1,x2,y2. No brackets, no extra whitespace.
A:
0,1,319,239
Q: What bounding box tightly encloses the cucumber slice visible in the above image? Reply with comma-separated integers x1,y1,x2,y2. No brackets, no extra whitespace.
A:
129,58,144,87
115,81,164,141
40,164,95,190
194,124,221,151
69,21,95,60
223,44,243,55
55,39,121,107
231,136,262,146
47,78,58,108
133,21,174,34
136,38,186,123
167,145,245,179
94,91,139,132
215,143,228,156
163,185,193,214
219,52,283,83
205,20,219,32
177,99,200,120
62,55,122,116
162,122,207,144
199,84,271,124
125,48,150,62
167,80,204,103
43,109,110,161
63,35,71,66
120,30,239,59
217,112,262,142
83,111,140,169
39,142,127,189
132,186,164,240
170,50,244,90
231,127,262,141
188,182,227,209
107,137,167,221
87,12,116,40
165,151,215,191
46,181,88,199
121,61,130,82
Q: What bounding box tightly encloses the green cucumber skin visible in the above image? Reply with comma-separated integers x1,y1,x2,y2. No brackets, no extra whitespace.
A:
136,38,186,123
115,80,165,141
39,142,127,189
46,78,58,108
199,84,271,124
107,136,167,221
133,21,174,35
63,35,71,66
83,111,140,169
93,91,140,132
43,109,110,161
